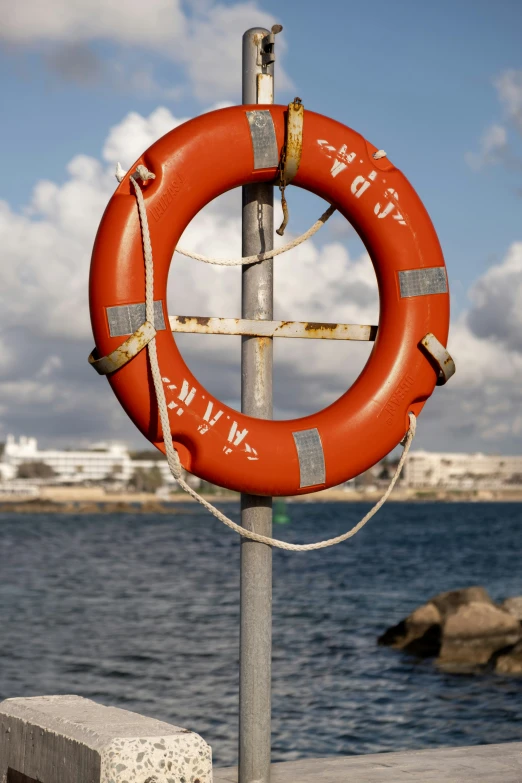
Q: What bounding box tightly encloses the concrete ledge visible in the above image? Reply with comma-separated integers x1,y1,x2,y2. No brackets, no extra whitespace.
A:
0,695,212,783
214,742,522,782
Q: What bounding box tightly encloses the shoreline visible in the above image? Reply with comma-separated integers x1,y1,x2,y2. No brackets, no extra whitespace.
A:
1,486,522,513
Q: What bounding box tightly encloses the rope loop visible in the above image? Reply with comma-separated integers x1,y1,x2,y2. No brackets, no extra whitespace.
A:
176,204,336,265
123,163,417,551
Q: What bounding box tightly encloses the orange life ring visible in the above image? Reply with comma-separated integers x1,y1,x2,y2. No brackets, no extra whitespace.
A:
89,105,450,497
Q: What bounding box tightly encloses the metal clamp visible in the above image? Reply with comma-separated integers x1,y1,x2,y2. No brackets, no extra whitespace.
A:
88,321,156,376
276,97,304,236
259,24,283,66
420,332,456,385
282,98,304,184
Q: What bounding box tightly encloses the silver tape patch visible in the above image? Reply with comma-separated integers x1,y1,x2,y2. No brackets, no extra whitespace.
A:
399,267,448,298
107,300,166,337
293,429,326,488
246,110,279,170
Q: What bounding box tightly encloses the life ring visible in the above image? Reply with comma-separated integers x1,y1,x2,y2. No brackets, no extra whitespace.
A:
89,105,450,497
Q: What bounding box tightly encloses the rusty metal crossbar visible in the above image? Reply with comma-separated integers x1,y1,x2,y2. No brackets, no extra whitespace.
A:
169,316,378,341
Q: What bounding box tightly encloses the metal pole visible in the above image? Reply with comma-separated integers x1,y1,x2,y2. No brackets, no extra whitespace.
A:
239,26,274,783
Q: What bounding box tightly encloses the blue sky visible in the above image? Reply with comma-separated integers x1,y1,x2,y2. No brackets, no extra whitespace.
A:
3,1,522,297
1,0,522,454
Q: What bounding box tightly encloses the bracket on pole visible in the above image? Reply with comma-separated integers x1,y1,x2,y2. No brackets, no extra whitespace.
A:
259,24,283,67
170,316,377,341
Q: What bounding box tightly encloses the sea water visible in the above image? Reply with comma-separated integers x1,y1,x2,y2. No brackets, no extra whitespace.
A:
0,502,521,766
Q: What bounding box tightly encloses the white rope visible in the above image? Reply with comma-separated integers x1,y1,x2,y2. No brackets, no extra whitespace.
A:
129,171,182,484
128,165,417,552
117,162,335,266
175,204,336,265
164,413,415,552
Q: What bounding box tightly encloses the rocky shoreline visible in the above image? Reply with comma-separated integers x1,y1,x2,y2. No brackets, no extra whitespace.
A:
379,587,522,674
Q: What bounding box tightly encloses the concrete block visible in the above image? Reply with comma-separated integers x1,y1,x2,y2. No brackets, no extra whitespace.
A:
0,695,212,783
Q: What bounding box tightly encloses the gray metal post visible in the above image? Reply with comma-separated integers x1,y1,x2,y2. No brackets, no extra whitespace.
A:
239,26,274,783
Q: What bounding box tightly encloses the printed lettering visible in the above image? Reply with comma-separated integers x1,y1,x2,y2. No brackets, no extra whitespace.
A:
178,379,196,405
351,170,377,198
151,173,186,223
374,188,406,225
198,401,224,434
381,374,415,424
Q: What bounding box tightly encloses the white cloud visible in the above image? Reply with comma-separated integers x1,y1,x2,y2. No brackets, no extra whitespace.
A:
467,68,522,171
466,241,522,351
103,107,190,167
102,100,233,169
168,214,378,417
37,355,63,379
414,242,522,451
495,69,522,133
465,123,507,170
2,102,522,456
176,3,292,102
1,0,186,48
0,154,113,342
44,42,105,85
417,326,522,449
1,0,290,103
0,103,373,445
122,66,185,101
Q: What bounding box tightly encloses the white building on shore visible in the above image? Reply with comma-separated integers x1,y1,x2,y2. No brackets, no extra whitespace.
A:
403,450,522,490
0,435,200,491
3,435,522,495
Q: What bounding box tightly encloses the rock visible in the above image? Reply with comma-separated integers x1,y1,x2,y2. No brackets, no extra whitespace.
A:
378,587,522,671
410,602,442,625
438,602,521,668
443,601,519,639
378,601,442,657
378,586,494,659
430,586,494,619
495,640,522,674
501,596,522,622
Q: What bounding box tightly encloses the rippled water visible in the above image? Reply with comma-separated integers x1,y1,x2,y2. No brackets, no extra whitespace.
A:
0,502,521,766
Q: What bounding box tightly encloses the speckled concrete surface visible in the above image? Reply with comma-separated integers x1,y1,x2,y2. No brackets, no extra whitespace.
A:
0,695,211,783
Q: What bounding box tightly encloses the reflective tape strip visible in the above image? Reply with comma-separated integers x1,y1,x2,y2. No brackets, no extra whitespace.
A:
106,300,166,337
246,110,279,170
292,428,326,488
88,321,156,376
420,333,456,386
280,99,304,184
399,268,448,298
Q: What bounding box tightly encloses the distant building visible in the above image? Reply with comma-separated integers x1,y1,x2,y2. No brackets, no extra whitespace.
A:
0,434,200,489
7,434,522,495
403,450,522,490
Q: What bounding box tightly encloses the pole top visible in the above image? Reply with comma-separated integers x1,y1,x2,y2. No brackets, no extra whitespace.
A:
243,27,271,41
242,25,283,43
242,25,282,103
